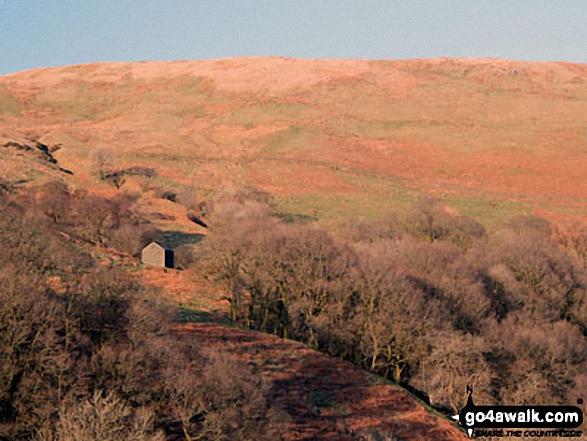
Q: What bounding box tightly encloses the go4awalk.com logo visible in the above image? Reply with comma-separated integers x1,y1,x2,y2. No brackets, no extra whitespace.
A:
452,388,584,438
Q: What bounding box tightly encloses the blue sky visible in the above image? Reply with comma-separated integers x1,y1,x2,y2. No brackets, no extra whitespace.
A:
1,1,586,75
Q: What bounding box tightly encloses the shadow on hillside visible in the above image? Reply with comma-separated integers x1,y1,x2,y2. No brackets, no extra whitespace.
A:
275,212,318,224
177,307,229,325
157,230,204,248
170,319,465,440
270,355,455,440
187,212,208,228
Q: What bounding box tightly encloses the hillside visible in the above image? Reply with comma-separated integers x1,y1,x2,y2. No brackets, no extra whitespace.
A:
0,175,470,440
174,320,467,440
1,57,587,226
1,58,586,440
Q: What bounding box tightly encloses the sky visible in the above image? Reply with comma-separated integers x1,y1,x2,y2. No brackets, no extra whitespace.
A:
1,0,586,75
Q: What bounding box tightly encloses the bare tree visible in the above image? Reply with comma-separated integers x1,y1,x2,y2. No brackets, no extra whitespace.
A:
406,198,484,247
92,147,125,189
422,332,493,413
29,180,71,225
165,348,289,441
39,390,164,441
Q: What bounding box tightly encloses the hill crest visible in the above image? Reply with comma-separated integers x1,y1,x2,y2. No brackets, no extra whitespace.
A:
1,56,587,226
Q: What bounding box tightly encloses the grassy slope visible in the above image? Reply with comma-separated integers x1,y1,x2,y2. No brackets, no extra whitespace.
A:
5,57,587,439
1,57,587,228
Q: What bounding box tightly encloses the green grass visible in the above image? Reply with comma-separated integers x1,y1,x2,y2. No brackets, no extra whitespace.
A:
0,148,67,185
272,166,540,230
34,81,104,120
442,195,532,230
262,125,322,154
350,172,534,228
272,168,417,222
535,202,587,217
31,74,213,123
275,193,392,222
35,81,127,120
217,100,325,127
174,105,207,118
323,118,426,139
172,76,205,94
0,91,22,117
338,172,418,204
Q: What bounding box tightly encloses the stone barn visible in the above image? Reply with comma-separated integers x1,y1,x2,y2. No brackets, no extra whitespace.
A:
141,241,174,268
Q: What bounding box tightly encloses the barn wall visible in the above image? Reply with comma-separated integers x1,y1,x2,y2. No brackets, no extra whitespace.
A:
142,244,166,267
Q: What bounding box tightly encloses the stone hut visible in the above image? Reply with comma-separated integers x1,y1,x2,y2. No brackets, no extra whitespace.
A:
141,241,174,268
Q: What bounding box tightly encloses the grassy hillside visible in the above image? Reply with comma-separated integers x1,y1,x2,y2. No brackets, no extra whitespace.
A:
2,58,586,440
1,57,587,227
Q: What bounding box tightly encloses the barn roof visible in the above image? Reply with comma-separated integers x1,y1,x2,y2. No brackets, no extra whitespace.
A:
147,240,173,251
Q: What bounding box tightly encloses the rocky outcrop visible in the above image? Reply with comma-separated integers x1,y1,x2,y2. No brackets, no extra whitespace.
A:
3,140,73,174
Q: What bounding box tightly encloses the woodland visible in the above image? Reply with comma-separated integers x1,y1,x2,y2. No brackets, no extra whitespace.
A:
1,180,586,440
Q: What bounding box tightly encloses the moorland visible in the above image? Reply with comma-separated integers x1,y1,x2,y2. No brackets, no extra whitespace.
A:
1,57,586,440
